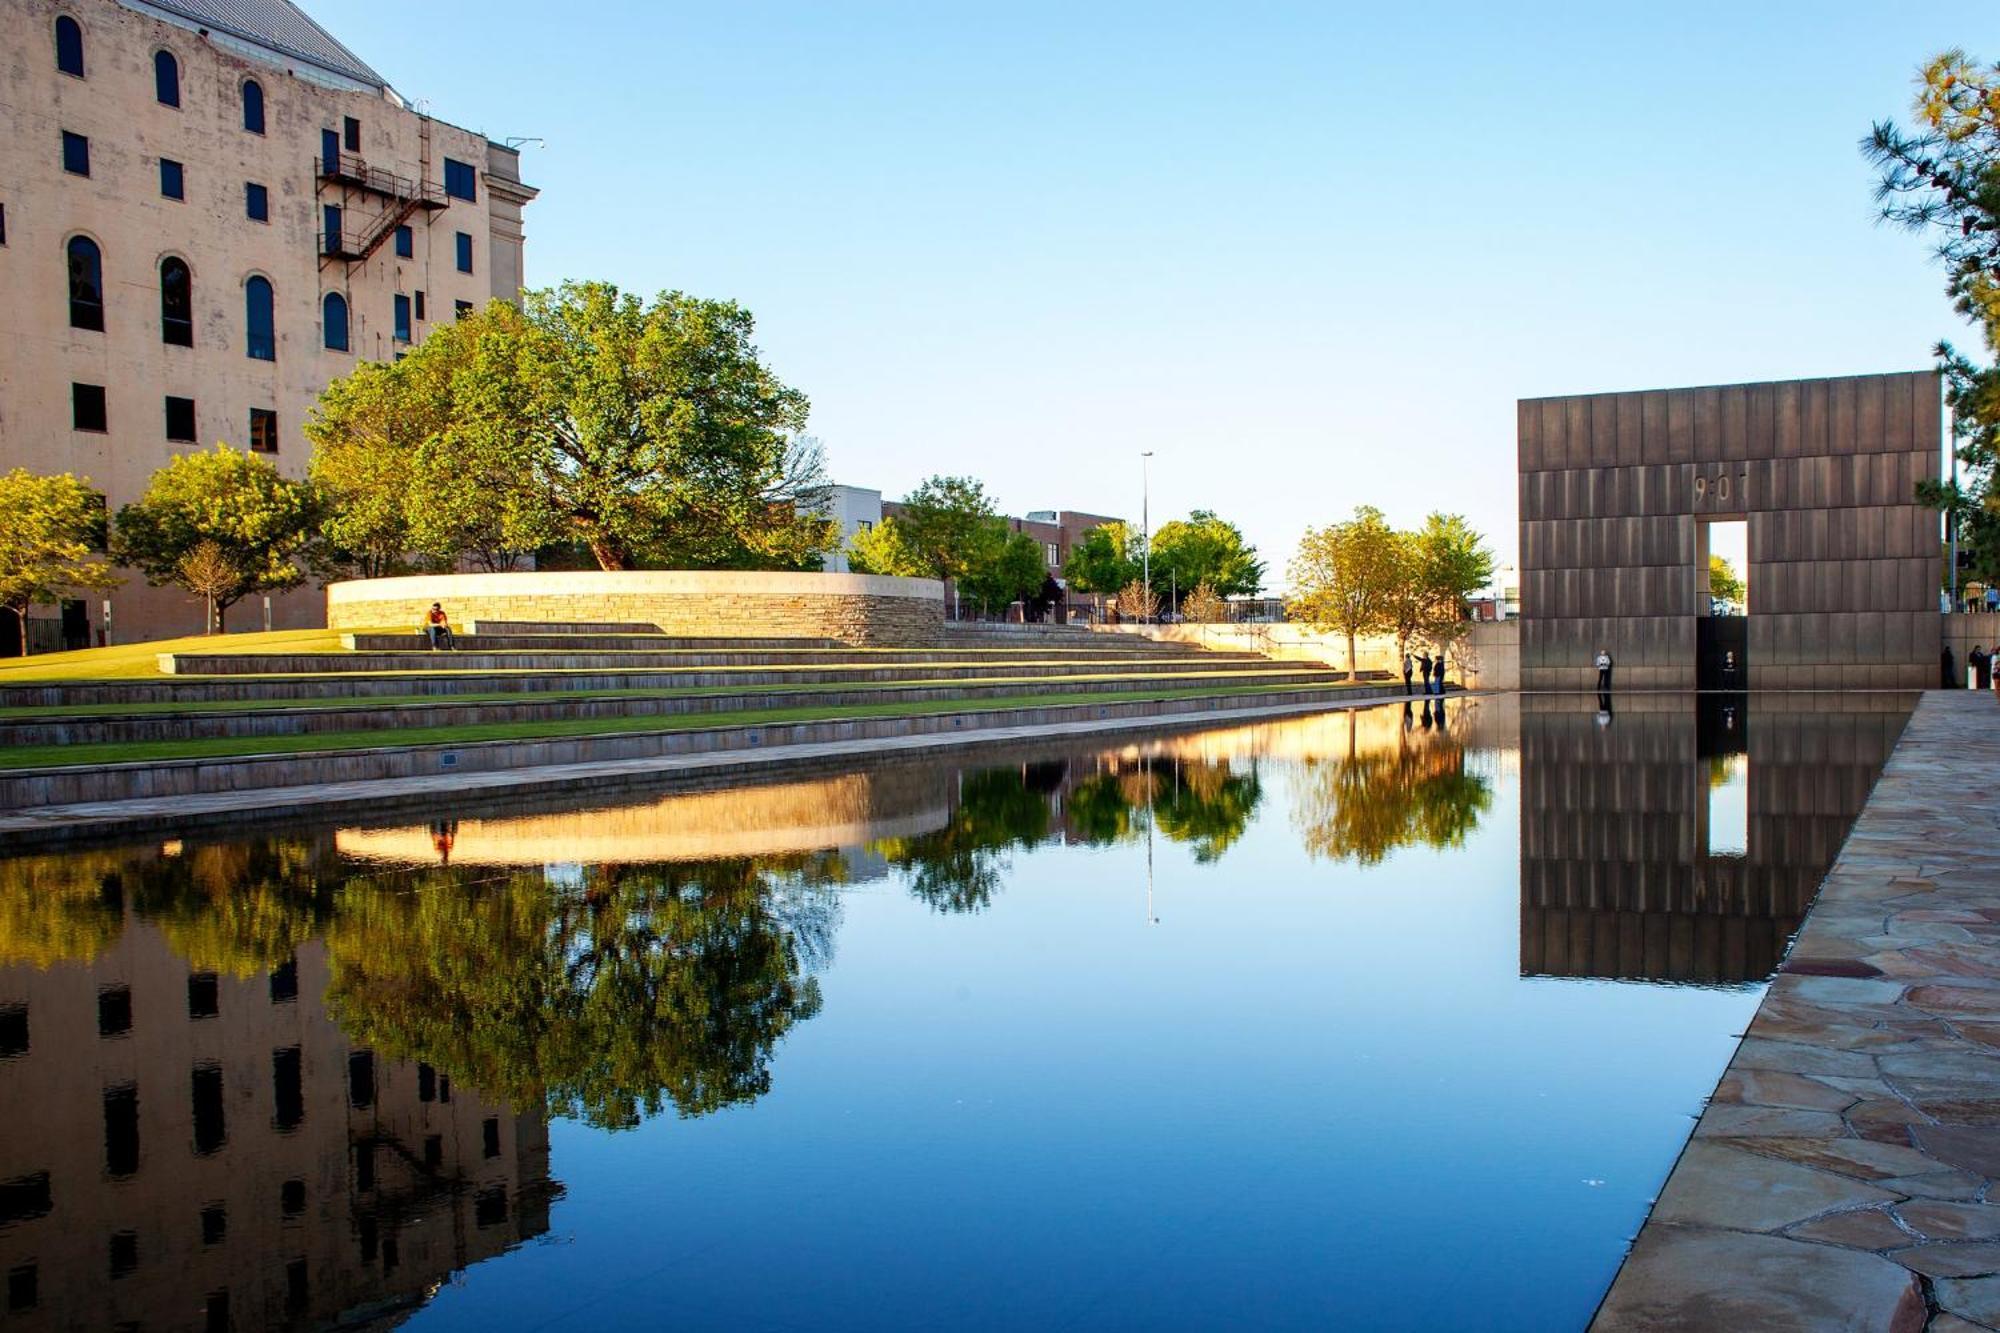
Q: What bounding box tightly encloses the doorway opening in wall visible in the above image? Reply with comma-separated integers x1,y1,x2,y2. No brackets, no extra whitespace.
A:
1697,518,1748,690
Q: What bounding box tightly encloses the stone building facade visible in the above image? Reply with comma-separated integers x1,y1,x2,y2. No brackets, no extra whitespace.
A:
0,0,537,644
1517,371,1941,690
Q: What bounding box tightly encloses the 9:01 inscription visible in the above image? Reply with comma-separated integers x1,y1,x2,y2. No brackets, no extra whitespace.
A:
1692,470,1749,506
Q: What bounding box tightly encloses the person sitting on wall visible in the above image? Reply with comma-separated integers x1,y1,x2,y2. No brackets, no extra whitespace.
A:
1595,647,1614,692
424,602,456,651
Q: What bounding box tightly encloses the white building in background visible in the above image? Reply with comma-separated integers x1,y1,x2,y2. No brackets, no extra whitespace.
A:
813,485,883,573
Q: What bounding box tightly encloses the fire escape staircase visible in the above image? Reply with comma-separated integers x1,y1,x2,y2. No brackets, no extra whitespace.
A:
316,152,449,267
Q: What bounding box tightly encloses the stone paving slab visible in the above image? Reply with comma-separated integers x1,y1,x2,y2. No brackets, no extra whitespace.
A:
0,690,1416,848
1593,692,2000,1332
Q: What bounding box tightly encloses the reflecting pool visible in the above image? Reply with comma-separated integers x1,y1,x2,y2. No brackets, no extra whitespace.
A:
0,693,1915,1330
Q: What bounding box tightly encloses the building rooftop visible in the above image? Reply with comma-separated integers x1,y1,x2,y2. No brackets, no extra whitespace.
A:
122,0,389,92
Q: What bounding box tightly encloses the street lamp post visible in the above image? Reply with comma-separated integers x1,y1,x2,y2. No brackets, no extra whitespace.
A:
1141,451,1154,622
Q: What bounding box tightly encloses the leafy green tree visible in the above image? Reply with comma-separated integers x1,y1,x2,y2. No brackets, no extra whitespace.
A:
889,476,1005,583
1709,554,1745,606
1414,513,1495,649
304,359,421,580
1149,510,1264,607
0,469,118,655
417,284,830,570
845,516,927,577
112,446,312,631
1866,50,2000,585
960,530,1047,613
1063,522,1141,598
1286,506,1401,679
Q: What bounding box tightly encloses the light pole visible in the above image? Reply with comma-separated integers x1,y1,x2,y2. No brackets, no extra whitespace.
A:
1141,451,1154,622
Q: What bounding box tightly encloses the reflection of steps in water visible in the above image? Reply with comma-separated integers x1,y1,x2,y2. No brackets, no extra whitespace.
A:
335,769,952,866
1518,694,1915,985
0,925,556,1330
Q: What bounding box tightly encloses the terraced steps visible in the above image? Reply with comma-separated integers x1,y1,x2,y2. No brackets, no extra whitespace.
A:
163,646,1262,674
344,632,856,651
0,666,1355,747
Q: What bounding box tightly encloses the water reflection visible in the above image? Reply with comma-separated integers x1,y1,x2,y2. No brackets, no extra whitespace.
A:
1288,701,1497,866
1518,693,1915,986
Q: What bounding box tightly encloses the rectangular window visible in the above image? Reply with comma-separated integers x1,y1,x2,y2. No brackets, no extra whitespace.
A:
0,202,7,245
455,299,473,319
165,396,196,442
200,1205,226,1245
271,1046,303,1131
249,409,277,454
443,157,476,201
62,131,90,177
268,958,297,1003
8,1265,34,1313
482,1118,501,1159
321,128,339,174
72,383,107,432
160,158,184,200
393,294,411,342
414,290,426,322
343,116,360,152
103,1085,139,1176
0,1004,24,1058
395,224,412,258
245,182,268,222
322,203,343,256
97,987,132,1036
348,1051,375,1108
187,972,219,1018
455,231,473,274
108,1230,138,1279
191,1063,226,1156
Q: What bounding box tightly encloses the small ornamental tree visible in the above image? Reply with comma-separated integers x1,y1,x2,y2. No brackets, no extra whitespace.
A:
1182,583,1229,624
113,445,312,632
176,541,239,634
1116,578,1160,623
1287,506,1401,679
0,469,119,655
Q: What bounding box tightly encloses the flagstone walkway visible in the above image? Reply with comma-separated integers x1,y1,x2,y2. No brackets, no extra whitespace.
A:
1593,690,2000,1332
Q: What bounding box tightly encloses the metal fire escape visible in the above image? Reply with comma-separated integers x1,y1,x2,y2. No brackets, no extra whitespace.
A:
316,150,448,268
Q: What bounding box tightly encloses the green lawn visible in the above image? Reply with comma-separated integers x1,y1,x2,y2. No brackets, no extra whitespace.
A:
0,681,1370,771
0,628,379,682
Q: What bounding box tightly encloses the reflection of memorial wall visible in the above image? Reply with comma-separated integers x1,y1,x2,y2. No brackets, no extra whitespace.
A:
0,926,554,1330
335,768,951,867
1519,694,1911,984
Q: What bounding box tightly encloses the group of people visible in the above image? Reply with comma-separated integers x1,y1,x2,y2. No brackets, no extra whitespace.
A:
1402,651,1450,695
1945,644,2000,691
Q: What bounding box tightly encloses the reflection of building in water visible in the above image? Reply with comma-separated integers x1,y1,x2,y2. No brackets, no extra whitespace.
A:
1519,693,1913,985
0,923,554,1330
335,768,950,867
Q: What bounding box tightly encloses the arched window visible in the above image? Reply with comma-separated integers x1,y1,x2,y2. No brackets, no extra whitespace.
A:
154,50,179,107
242,79,265,134
244,276,275,360
161,258,193,347
55,15,84,76
67,236,103,331
322,292,349,351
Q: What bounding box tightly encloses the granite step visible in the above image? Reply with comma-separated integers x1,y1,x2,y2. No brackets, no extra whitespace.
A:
158,648,1273,675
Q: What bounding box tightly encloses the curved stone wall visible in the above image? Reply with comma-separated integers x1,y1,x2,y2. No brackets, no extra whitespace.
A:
325,570,945,645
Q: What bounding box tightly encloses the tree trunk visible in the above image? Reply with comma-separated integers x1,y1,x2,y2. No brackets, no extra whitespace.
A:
1346,630,1358,681
13,605,28,658
589,537,633,571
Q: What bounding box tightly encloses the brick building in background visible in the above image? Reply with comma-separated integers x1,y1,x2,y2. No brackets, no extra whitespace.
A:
0,0,537,647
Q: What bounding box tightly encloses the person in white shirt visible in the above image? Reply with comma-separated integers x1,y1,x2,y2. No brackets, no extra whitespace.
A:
1594,648,1613,692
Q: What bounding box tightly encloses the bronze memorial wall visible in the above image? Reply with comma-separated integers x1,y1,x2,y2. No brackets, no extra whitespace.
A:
1517,370,1941,689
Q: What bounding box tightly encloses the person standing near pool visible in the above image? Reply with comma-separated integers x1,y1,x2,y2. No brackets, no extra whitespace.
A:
1402,653,1414,695
1595,647,1613,692
1416,651,1433,694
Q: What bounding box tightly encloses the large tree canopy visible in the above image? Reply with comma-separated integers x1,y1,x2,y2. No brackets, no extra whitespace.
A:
1062,522,1141,597
0,469,118,654
1286,506,1402,678
1866,50,2000,585
1148,510,1264,602
112,445,312,630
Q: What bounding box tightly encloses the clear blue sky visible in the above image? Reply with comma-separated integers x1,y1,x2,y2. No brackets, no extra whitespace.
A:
318,0,1994,585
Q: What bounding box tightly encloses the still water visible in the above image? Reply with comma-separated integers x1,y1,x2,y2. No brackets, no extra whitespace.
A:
0,693,1914,1331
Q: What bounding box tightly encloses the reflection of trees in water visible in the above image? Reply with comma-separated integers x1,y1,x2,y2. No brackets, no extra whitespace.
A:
0,841,842,1131
877,756,1265,912
1288,718,1493,866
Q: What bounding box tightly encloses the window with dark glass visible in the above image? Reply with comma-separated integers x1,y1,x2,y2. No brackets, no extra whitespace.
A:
7,1264,35,1313
62,130,89,177
269,958,297,1003
443,157,476,201
67,236,103,329
244,277,275,360
97,987,132,1036
348,1051,375,1108
72,383,107,432
271,1046,302,1130
200,1205,226,1245
109,1231,138,1279
474,1187,507,1228
321,128,338,174
241,79,264,134
286,1259,308,1315
0,1174,52,1225
482,1118,501,1158
249,408,277,454
423,1135,441,1170
393,293,411,343
322,203,342,256
187,972,218,1019
322,292,349,351
56,15,84,77
417,1064,435,1101
204,1291,228,1333
358,1217,378,1262
103,1084,139,1176
0,203,7,245
394,224,413,258
160,258,192,346
245,181,268,221
159,158,183,200
437,1073,450,1102
191,1063,225,1154
414,290,426,322
154,50,179,106
343,116,360,152
0,1004,25,1059
165,396,196,442
455,300,473,319
455,231,472,274
280,1179,305,1215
